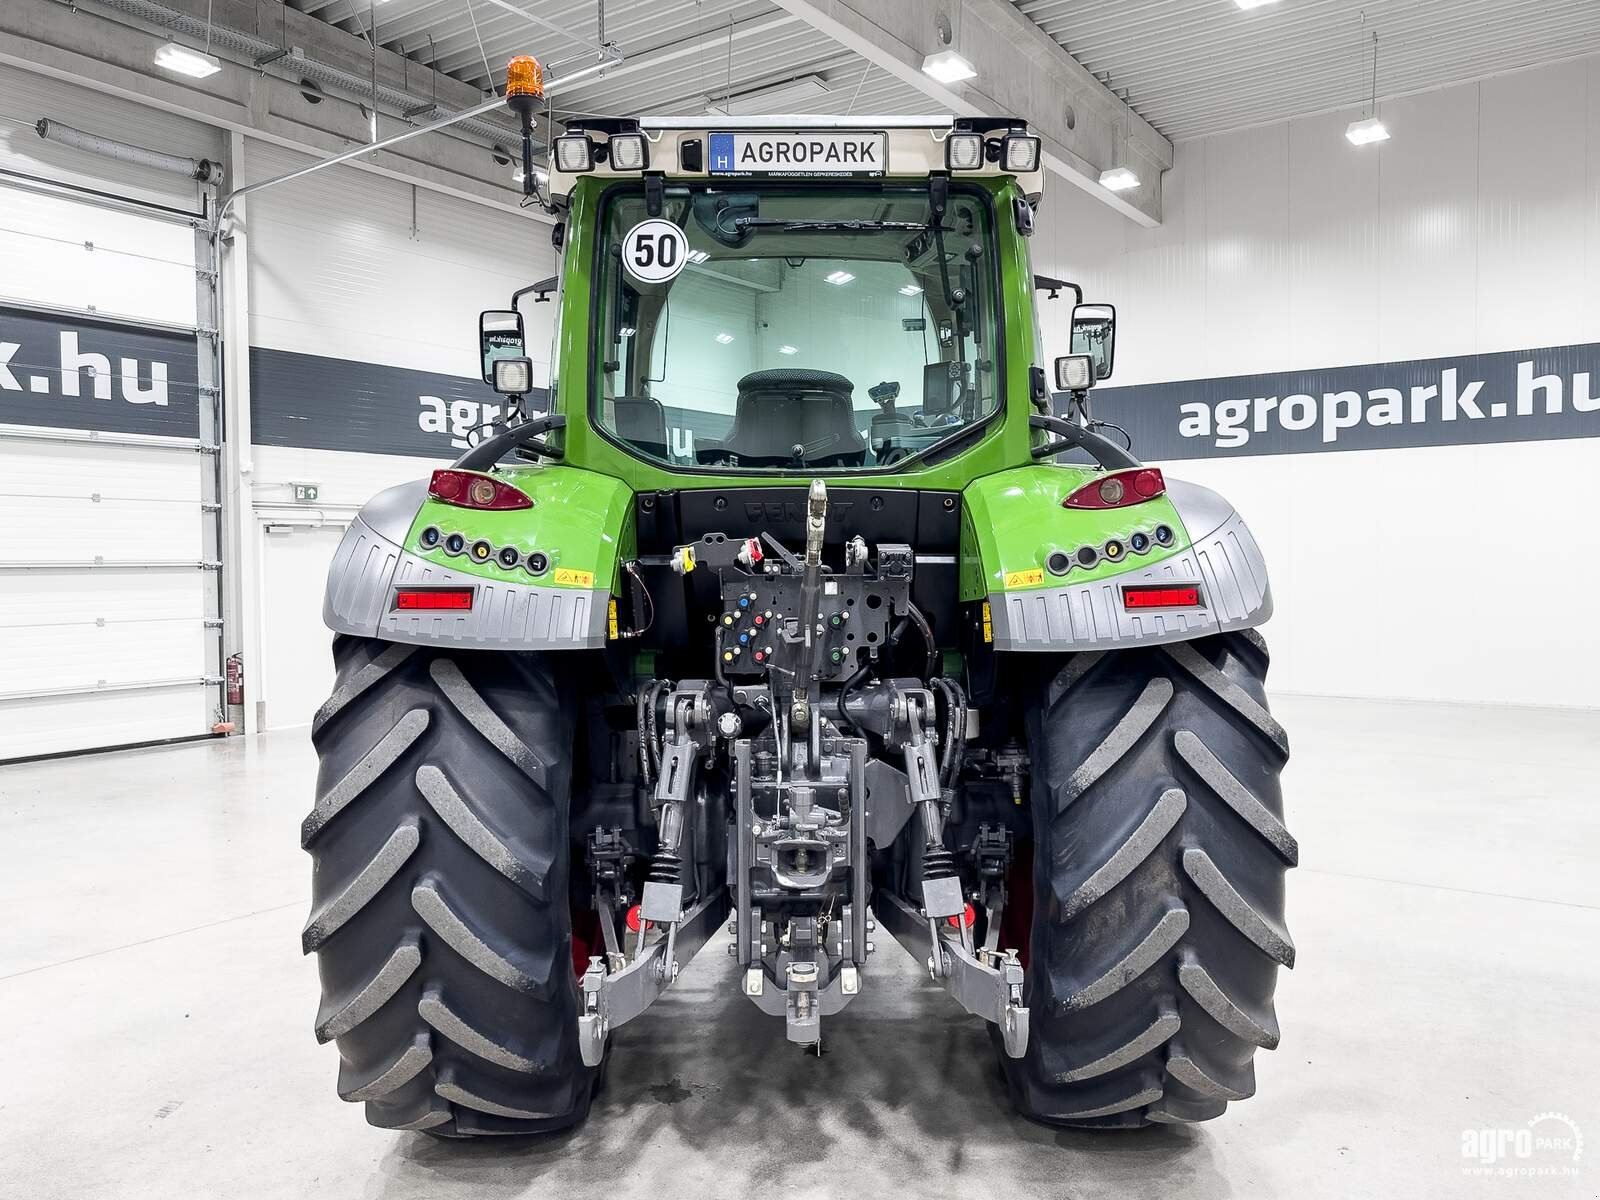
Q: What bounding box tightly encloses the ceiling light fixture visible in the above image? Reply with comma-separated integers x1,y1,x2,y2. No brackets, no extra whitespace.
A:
154,42,222,79
1099,166,1140,192
778,345,799,355
1100,111,1140,193
715,332,734,344
899,284,923,296
1346,27,1390,147
825,270,855,285
687,249,710,264
921,49,977,84
1234,0,1279,9
1345,117,1390,145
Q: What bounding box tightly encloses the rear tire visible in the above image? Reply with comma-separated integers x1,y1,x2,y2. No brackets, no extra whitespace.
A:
998,630,1296,1127
302,635,598,1136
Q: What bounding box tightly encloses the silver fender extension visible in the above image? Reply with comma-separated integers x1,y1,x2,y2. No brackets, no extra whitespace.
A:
875,890,1030,1058
321,480,609,650
576,890,730,1068
986,480,1272,653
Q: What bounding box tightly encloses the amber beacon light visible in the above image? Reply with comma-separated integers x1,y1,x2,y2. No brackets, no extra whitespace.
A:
505,55,545,100
505,55,545,198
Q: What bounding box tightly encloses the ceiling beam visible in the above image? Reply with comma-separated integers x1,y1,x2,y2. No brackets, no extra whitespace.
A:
770,0,1172,227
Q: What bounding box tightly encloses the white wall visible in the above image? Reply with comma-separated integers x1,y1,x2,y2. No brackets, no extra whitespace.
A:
1033,53,1600,709
241,139,555,729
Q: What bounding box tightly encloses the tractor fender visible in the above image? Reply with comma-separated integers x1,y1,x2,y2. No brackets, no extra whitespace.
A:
971,469,1273,652
322,468,630,651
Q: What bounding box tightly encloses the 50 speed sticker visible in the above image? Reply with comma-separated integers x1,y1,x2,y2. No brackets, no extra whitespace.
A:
621,219,689,284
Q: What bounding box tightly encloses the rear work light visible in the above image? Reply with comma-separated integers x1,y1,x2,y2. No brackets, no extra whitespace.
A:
608,133,648,170
554,133,593,173
945,131,984,171
1063,467,1166,510
429,469,533,510
395,587,474,611
1003,134,1041,172
1122,585,1202,610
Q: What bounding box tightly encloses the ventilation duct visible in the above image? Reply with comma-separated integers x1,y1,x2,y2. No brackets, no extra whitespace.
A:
36,118,223,182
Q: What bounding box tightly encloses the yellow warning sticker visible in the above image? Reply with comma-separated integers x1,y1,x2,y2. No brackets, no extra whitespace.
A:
981,601,993,644
553,567,595,588
1003,568,1044,589
607,598,619,640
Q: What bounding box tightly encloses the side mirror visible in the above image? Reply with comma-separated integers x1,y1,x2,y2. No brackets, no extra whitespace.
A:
1054,354,1095,391
1070,302,1116,381
479,309,525,384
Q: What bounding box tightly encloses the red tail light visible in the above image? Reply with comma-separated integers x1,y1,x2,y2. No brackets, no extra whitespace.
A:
428,469,532,510
1063,467,1166,509
395,587,474,611
1122,585,1202,610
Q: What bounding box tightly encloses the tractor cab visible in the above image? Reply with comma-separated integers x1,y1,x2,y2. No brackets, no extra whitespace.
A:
484,114,1065,480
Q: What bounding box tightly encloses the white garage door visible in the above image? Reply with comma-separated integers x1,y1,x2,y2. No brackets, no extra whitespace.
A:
0,68,224,759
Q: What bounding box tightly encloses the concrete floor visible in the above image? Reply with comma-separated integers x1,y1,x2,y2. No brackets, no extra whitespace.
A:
1,695,1595,1200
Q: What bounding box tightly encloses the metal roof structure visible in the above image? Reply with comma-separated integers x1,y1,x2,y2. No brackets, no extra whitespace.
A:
291,0,1600,142
1013,0,1600,141
289,0,934,122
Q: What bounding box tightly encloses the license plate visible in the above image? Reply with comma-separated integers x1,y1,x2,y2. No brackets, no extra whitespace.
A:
707,131,887,178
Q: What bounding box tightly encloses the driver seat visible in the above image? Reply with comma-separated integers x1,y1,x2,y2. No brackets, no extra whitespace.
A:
720,369,867,464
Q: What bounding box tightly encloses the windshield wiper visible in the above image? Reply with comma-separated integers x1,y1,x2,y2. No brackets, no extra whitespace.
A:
724,216,948,234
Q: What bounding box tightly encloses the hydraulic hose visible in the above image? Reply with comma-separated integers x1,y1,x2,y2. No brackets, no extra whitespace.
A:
636,686,653,785
906,602,938,681
833,664,872,730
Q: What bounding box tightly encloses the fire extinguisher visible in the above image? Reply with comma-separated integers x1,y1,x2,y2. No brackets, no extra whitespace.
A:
226,652,244,707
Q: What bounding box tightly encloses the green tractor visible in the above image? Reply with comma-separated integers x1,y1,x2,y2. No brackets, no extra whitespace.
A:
301,94,1295,1137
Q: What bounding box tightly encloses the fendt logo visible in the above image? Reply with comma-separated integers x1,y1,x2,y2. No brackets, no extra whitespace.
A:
743,499,855,524
0,331,171,406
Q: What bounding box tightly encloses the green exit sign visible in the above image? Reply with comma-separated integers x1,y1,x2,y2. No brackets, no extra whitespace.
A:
292,482,320,502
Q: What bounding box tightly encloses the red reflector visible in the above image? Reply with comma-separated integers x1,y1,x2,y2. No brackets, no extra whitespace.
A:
946,902,977,929
625,904,651,933
428,468,532,510
395,588,473,611
1063,466,1166,509
1132,468,1164,498
1122,585,1202,610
